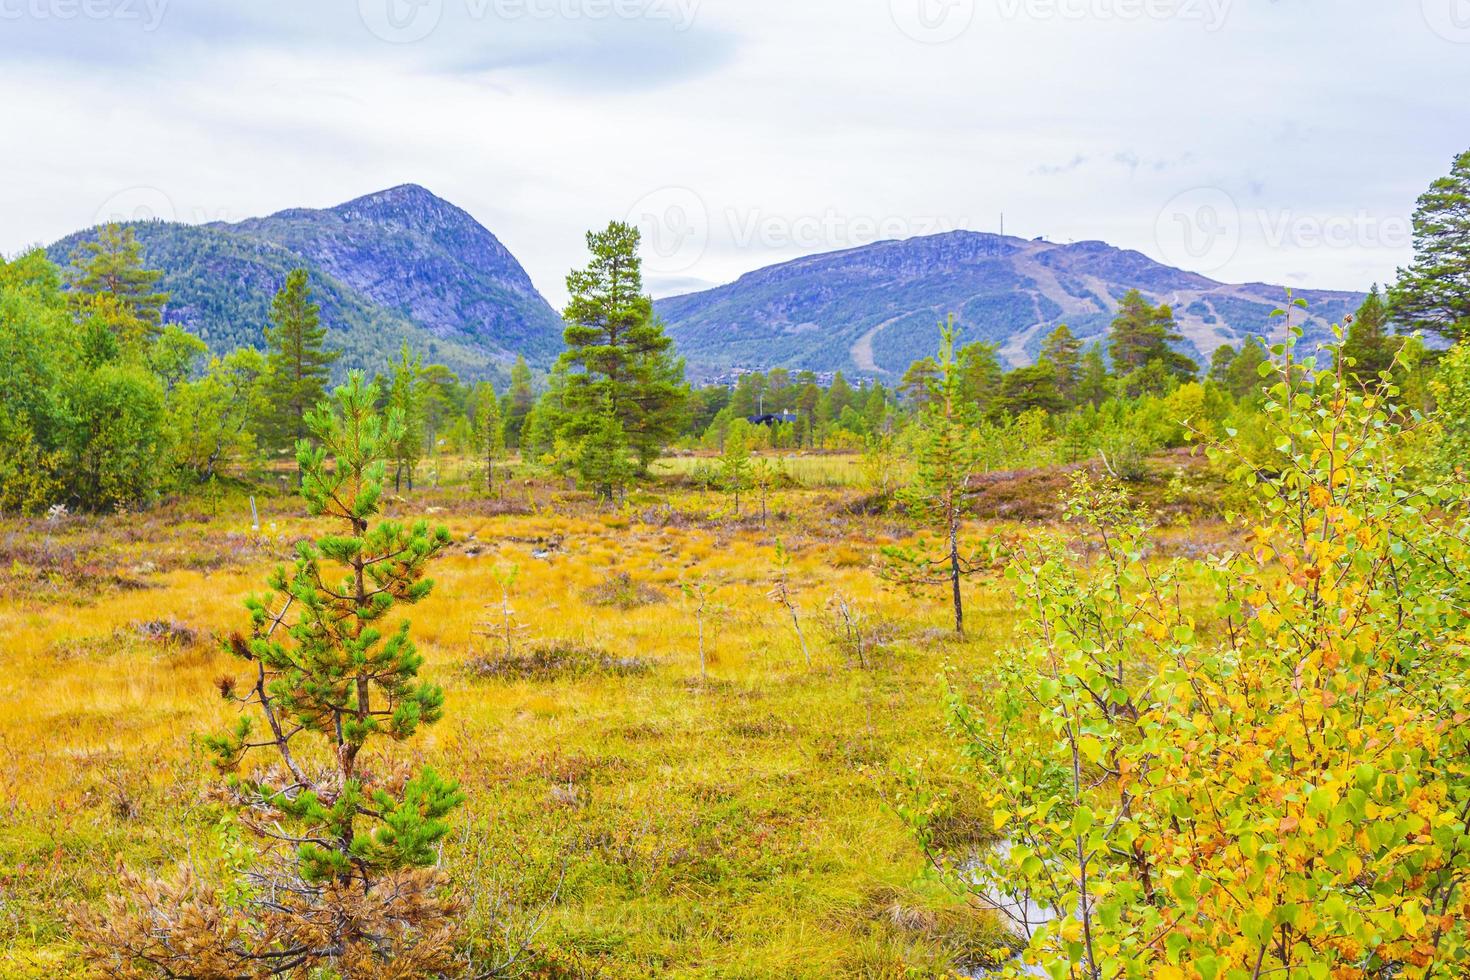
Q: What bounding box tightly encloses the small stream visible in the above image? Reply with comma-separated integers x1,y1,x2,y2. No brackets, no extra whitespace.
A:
959,841,1057,978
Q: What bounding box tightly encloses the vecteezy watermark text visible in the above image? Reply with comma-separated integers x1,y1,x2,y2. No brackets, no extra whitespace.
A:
996,0,1231,30
0,0,168,29
890,0,1231,44
627,187,974,275
359,0,699,43
1155,186,1411,274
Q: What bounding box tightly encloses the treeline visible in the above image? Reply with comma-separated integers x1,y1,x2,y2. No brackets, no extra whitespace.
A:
674,283,1424,484
668,147,1470,465
0,228,1432,516
6,148,1467,514
0,220,690,513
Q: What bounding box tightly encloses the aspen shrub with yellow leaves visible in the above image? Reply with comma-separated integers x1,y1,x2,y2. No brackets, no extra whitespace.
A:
931,311,1470,978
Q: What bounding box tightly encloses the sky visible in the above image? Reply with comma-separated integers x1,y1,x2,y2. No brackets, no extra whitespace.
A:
2,0,1468,305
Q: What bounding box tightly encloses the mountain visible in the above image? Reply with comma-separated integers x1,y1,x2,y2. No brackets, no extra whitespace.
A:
48,185,564,382
654,232,1366,381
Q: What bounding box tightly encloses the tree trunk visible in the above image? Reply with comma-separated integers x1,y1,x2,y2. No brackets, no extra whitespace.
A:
949,519,964,637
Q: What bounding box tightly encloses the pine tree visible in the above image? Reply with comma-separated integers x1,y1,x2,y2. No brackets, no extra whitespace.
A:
503,355,536,449
720,420,756,516
81,374,460,975
900,356,942,410
1338,285,1403,381
998,361,1065,416
826,371,854,417
1208,343,1238,384
472,381,505,492
1107,290,1197,381
1076,343,1110,406
67,223,169,342
386,344,425,492
794,373,821,448
881,317,990,636
1039,324,1083,404
560,221,688,472
1221,336,1269,400
263,269,339,465
576,397,634,501
958,340,1004,417
730,372,767,419
418,362,462,453
1390,148,1470,343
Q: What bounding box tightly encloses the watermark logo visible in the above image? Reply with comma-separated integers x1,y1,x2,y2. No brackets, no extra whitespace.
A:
890,0,976,43
0,0,170,30
1423,0,1470,42
628,187,710,275
1155,187,1241,273
93,186,177,227
359,0,443,43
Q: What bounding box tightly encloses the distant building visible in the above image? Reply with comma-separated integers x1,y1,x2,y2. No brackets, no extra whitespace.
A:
747,412,799,427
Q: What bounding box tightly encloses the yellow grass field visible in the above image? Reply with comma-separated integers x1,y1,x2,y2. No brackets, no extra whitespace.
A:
0,459,1222,977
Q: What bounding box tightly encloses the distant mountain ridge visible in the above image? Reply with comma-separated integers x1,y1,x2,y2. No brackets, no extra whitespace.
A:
48,185,565,382
654,231,1366,380
46,189,1366,385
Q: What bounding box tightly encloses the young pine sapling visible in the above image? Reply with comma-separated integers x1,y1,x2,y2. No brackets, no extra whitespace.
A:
77,373,463,977
767,539,811,668
680,579,721,681
880,316,996,637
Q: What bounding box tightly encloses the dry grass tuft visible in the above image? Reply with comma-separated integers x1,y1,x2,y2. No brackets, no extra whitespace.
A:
580,571,666,610
465,640,653,682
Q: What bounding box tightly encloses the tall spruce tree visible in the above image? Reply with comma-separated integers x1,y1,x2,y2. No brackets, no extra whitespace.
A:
263,269,339,464
1390,149,1470,343
559,221,688,472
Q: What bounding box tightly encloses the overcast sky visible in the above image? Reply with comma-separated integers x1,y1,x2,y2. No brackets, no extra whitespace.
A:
3,0,1468,304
